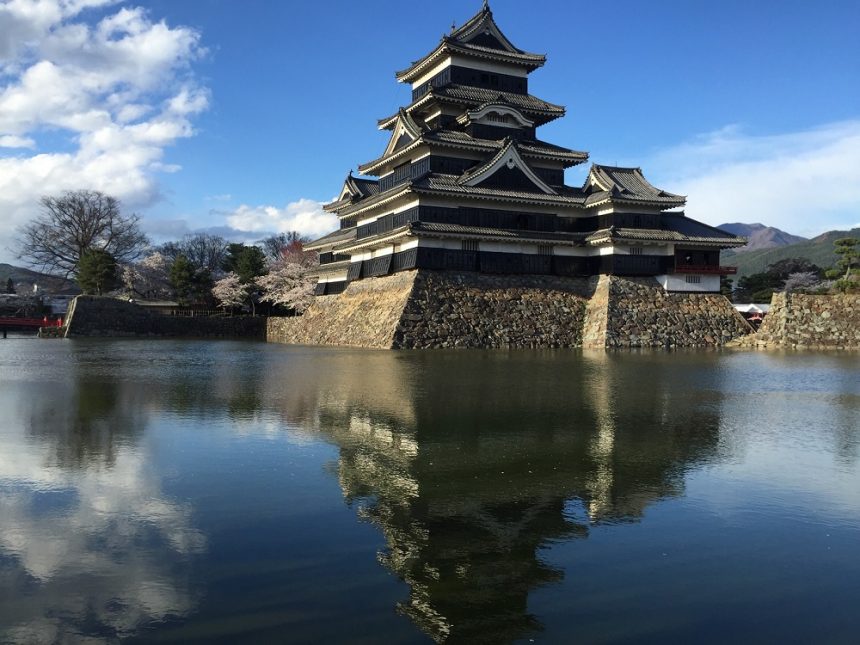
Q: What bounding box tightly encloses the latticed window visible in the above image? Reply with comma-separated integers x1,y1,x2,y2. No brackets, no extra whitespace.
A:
462,240,479,252
537,244,553,256
629,246,643,256
685,275,701,284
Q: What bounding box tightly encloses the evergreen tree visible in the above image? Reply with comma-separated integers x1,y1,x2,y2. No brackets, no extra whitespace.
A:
4,277,14,294
223,244,268,284
221,244,268,314
833,238,858,279
77,249,119,295
170,254,196,305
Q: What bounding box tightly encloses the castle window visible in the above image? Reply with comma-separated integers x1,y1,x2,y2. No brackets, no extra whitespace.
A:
462,240,479,252
537,244,553,256
629,246,643,256
685,275,701,284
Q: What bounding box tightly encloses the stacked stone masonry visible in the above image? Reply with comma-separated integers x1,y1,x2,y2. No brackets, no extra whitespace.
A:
65,296,265,339
395,271,591,349
733,292,860,350
268,271,753,350
591,276,753,348
268,272,416,349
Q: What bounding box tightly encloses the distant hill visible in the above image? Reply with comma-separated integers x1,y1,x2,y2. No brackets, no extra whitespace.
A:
0,263,78,294
723,228,860,280
718,223,806,251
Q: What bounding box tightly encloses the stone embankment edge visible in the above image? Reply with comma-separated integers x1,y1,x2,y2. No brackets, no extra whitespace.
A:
268,270,754,350
731,292,860,350
63,296,265,339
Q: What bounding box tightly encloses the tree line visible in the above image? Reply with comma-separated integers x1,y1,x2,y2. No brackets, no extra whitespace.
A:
16,189,858,310
16,189,317,315
725,239,859,302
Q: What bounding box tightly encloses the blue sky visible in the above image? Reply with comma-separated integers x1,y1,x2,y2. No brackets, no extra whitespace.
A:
1,0,859,264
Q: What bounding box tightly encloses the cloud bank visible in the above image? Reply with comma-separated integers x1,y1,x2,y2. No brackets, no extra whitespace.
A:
648,120,860,237
0,0,208,261
224,198,339,240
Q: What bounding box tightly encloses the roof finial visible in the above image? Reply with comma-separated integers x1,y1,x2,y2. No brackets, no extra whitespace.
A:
482,0,490,11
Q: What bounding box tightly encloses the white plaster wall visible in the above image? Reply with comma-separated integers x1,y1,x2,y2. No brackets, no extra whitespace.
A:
656,274,720,293
319,271,348,284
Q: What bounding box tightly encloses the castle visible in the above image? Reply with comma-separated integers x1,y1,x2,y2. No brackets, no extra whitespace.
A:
306,2,742,295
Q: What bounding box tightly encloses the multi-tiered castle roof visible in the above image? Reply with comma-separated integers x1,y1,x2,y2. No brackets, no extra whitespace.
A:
307,2,742,295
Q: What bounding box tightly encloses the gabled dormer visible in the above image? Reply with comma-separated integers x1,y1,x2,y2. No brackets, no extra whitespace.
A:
584,165,686,208
334,172,380,205
382,109,424,157
448,0,523,53
358,110,426,176
459,139,557,194
395,2,546,87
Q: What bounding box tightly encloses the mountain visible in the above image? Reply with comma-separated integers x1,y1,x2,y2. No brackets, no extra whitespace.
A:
722,228,860,281
718,223,807,252
0,263,78,294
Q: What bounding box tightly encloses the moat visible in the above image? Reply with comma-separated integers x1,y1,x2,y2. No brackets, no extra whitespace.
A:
1,339,858,643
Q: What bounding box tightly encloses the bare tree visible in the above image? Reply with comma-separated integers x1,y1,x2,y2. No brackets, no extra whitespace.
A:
159,233,228,275
260,232,311,263
17,190,149,278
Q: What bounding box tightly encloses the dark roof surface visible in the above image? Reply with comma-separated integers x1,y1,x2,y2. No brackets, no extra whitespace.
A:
379,86,565,128
360,128,587,175
587,165,686,206
349,177,380,198
305,226,357,250
414,173,587,204
435,85,564,115
427,130,587,164
412,221,586,243
662,213,746,242
585,223,745,247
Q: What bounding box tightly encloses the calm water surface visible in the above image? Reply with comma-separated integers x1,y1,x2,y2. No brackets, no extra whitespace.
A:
0,339,858,644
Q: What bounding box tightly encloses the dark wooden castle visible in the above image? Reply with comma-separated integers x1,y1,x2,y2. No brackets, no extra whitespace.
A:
306,2,742,295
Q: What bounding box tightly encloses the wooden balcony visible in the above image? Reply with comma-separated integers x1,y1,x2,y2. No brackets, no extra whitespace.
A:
673,264,738,275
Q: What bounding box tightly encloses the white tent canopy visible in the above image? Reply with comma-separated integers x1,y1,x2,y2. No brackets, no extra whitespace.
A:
733,303,771,314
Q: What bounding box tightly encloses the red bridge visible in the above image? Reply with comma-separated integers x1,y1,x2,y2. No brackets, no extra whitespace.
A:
0,317,64,329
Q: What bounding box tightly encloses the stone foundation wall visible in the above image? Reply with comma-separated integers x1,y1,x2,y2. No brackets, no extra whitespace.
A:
64,296,265,339
394,271,591,348
268,271,753,350
267,271,417,348
733,292,860,349
585,276,753,348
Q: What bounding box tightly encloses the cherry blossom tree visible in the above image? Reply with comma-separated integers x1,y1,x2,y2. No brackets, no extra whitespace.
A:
122,252,172,299
258,262,315,314
212,272,247,311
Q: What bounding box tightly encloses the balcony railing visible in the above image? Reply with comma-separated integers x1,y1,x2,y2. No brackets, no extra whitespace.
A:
673,264,738,275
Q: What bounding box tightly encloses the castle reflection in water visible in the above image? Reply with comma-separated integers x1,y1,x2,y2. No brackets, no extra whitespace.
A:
269,350,726,643
1,343,734,644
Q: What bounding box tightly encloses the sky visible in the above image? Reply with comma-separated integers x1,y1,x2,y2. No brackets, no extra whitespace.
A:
1,0,859,265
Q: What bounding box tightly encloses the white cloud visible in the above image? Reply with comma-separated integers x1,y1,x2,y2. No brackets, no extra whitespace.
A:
0,383,205,643
647,121,860,237
226,198,339,240
0,134,34,148
0,0,207,263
